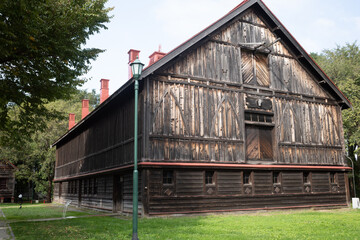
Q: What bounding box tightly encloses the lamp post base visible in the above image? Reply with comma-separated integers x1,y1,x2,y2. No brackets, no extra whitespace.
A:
132,233,139,240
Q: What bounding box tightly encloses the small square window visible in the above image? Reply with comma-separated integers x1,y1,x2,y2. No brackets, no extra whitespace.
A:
303,172,310,184
258,114,265,122
205,171,215,185
243,172,251,184
163,170,174,184
273,172,281,184
330,173,336,184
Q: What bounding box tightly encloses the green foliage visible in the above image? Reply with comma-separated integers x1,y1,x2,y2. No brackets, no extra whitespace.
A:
311,42,360,196
0,89,99,201
7,209,360,240
0,0,112,146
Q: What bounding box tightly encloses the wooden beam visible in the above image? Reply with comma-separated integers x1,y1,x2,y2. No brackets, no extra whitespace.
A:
139,162,351,170
53,164,134,182
149,203,348,215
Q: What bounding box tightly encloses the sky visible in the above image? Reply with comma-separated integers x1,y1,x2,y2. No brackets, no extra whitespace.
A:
81,0,360,94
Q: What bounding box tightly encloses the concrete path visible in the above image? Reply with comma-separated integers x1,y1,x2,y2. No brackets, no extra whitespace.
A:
0,208,15,240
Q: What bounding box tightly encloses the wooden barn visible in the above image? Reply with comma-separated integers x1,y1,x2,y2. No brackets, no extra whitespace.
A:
0,160,17,203
53,0,352,215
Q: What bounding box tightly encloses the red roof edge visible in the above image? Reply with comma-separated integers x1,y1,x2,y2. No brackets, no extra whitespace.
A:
4,160,18,169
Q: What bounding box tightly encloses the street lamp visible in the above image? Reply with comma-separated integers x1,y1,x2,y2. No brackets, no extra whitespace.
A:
130,57,144,240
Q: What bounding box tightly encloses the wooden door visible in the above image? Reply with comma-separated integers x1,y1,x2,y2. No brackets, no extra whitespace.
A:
246,125,273,160
113,175,123,213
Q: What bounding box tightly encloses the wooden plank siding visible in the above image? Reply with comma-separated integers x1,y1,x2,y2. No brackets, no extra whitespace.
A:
146,9,345,165
52,7,350,215
146,169,347,215
55,90,145,179
53,172,143,213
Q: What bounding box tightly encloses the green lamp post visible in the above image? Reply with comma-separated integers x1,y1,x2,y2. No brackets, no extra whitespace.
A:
130,57,144,240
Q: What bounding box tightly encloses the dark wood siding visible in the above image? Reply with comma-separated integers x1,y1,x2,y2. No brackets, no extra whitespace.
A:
282,172,303,193
217,171,242,195
253,171,272,194
148,193,346,215
147,169,347,215
176,171,203,196
312,172,330,193
55,90,145,179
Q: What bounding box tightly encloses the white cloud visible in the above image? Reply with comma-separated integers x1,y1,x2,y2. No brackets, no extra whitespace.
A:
315,18,336,28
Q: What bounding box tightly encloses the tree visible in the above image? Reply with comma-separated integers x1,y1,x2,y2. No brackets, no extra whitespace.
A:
0,89,99,202
311,42,360,197
0,0,112,147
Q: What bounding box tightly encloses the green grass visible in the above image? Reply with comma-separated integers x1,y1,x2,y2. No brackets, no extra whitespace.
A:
0,203,93,221
5,207,360,240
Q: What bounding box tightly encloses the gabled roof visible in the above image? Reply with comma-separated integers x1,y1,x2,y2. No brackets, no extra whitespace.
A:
53,0,351,147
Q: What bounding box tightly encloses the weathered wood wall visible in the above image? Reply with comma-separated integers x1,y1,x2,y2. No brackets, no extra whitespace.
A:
55,90,144,179
146,169,347,215
149,78,245,162
53,172,143,213
146,9,345,165
54,175,113,210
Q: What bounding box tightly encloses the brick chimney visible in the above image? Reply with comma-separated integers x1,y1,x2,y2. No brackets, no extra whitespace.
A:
68,113,75,130
100,79,109,104
81,99,89,119
148,46,166,66
128,49,140,79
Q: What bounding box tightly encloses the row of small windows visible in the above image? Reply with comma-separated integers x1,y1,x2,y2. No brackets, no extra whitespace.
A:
67,178,98,195
163,170,254,185
162,170,339,189
245,112,273,123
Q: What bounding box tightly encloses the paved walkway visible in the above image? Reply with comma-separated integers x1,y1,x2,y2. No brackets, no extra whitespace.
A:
0,209,15,240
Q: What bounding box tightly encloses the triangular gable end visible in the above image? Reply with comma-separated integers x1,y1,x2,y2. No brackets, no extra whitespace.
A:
141,0,351,109
159,8,330,99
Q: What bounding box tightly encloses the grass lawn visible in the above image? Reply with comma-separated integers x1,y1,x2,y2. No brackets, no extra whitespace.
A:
0,203,93,221
5,206,360,240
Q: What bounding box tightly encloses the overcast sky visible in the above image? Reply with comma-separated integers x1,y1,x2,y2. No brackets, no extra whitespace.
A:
81,0,360,94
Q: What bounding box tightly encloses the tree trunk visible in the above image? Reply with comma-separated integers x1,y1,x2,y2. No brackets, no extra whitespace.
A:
47,179,52,203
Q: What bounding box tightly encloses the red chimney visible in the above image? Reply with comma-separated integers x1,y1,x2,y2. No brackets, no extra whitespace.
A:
100,79,109,104
128,49,140,79
148,46,166,66
81,99,89,119
68,113,75,130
